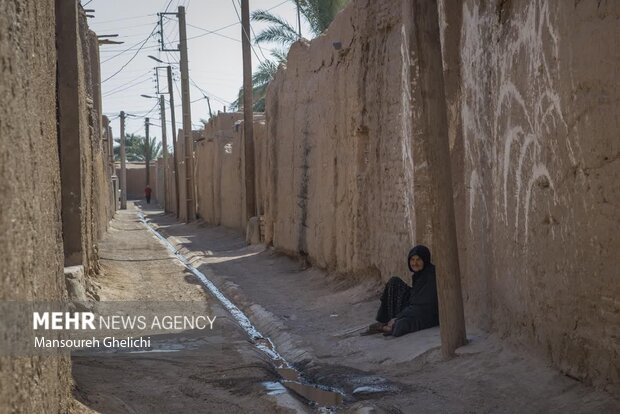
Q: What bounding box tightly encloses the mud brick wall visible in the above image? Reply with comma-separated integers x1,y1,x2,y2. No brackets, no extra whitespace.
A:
0,0,71,411
263,0,418,279
262,0,619,393
195,113,267,231
451,0,620,393
116,163,159,201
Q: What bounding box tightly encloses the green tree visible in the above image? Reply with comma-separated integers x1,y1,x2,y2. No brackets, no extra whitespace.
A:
113,134,162,162
232,49,287,112
232,0,349,111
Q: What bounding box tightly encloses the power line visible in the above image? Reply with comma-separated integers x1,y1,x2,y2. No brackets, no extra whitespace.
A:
92,13,157,25
102,76,155,98
182,0,288,43
230,0,263,65
101,24,159,83
237,0,268,62
94,21,158,32
161,42,231,106
186,23,240,43
162,0,176,14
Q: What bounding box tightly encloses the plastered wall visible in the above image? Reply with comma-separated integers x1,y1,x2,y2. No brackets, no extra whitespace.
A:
0,0,71,411
452,0,619,393
195,113,266,232
261,0,619,393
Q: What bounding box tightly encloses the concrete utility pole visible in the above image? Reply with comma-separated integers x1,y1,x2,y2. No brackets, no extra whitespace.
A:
120,111,127,209
159,95,168,211
411,0,466,357
241,0,256,220
145,117,150,186
178,6,195,222
167,65,180,218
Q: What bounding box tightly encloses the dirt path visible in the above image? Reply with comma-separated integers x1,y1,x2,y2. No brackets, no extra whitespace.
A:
72,202,307,413
144,208,620,413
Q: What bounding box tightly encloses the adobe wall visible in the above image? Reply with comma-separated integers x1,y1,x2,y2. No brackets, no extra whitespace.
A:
263,0,619,393
115,163,159,201
165,155,178,217
195,113,246,230
263,1,417,277
0,0,71,411
452,0,619,393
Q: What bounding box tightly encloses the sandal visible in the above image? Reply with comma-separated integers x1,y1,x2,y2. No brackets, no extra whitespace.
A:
360,322,385,336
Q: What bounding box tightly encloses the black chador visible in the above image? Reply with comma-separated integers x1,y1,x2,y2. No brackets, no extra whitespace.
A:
375,245,439,337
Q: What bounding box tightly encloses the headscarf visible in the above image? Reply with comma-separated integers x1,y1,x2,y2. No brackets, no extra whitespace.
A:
408,245,432,273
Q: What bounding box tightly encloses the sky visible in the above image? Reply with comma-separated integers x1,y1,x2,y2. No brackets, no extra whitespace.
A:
85,0,311,148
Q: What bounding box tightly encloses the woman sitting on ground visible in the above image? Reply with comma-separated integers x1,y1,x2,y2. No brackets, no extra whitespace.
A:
364,245,439,337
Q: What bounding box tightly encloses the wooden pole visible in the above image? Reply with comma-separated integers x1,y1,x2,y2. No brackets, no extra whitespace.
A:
167,65,180,218
241,0,256,221
411,0,466,357
159,95,168,211
120,111,127,209
145,117,150,186
178,6,195,222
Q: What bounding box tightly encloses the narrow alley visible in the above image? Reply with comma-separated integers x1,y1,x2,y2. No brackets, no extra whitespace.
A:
72,202,315,413
1,0,618,413
72,202,619,413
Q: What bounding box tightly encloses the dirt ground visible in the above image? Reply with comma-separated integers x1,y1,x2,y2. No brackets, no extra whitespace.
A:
73,201,619,413
72,202,308,413
144,203,619,413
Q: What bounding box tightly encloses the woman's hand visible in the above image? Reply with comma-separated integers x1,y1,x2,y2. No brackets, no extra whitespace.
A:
383,318,396,333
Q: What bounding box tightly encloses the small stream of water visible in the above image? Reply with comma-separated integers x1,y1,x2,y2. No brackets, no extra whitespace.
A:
138,212,344,409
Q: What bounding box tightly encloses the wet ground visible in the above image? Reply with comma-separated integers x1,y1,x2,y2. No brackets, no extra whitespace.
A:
73,201,619,413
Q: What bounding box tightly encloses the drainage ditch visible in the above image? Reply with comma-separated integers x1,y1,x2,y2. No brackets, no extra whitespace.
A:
138,212,344,409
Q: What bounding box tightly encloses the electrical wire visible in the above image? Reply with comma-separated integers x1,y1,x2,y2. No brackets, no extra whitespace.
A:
102,76,155,98
230,0,263,64
101,25,159,83
185,23,240,43
237,0,269,62
183,0,288,43
93,14,158,25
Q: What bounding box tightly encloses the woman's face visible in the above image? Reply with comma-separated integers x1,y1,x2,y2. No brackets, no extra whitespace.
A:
409,255,424,272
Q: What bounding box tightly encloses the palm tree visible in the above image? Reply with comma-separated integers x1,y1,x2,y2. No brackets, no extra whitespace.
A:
232,49,287,111
114,134,162,162
232,0,349,111
296,0,350,35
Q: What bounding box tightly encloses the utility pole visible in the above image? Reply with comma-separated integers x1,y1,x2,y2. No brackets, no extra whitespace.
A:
206,96,213,119
411,0,466,357
178,6,195,222
145,117,150,187
241,0,256,221
159,95,168,212
120,111,127,209
167,65,180,218
295,0,302,38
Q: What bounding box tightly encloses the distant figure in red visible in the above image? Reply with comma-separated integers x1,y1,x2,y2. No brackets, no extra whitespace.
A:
144,185,152,204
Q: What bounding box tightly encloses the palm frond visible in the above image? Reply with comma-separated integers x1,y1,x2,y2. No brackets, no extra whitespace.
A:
251,9,298,33
251,10,299,46
254,26,299,46
270,48,288,64
298,0,349,35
